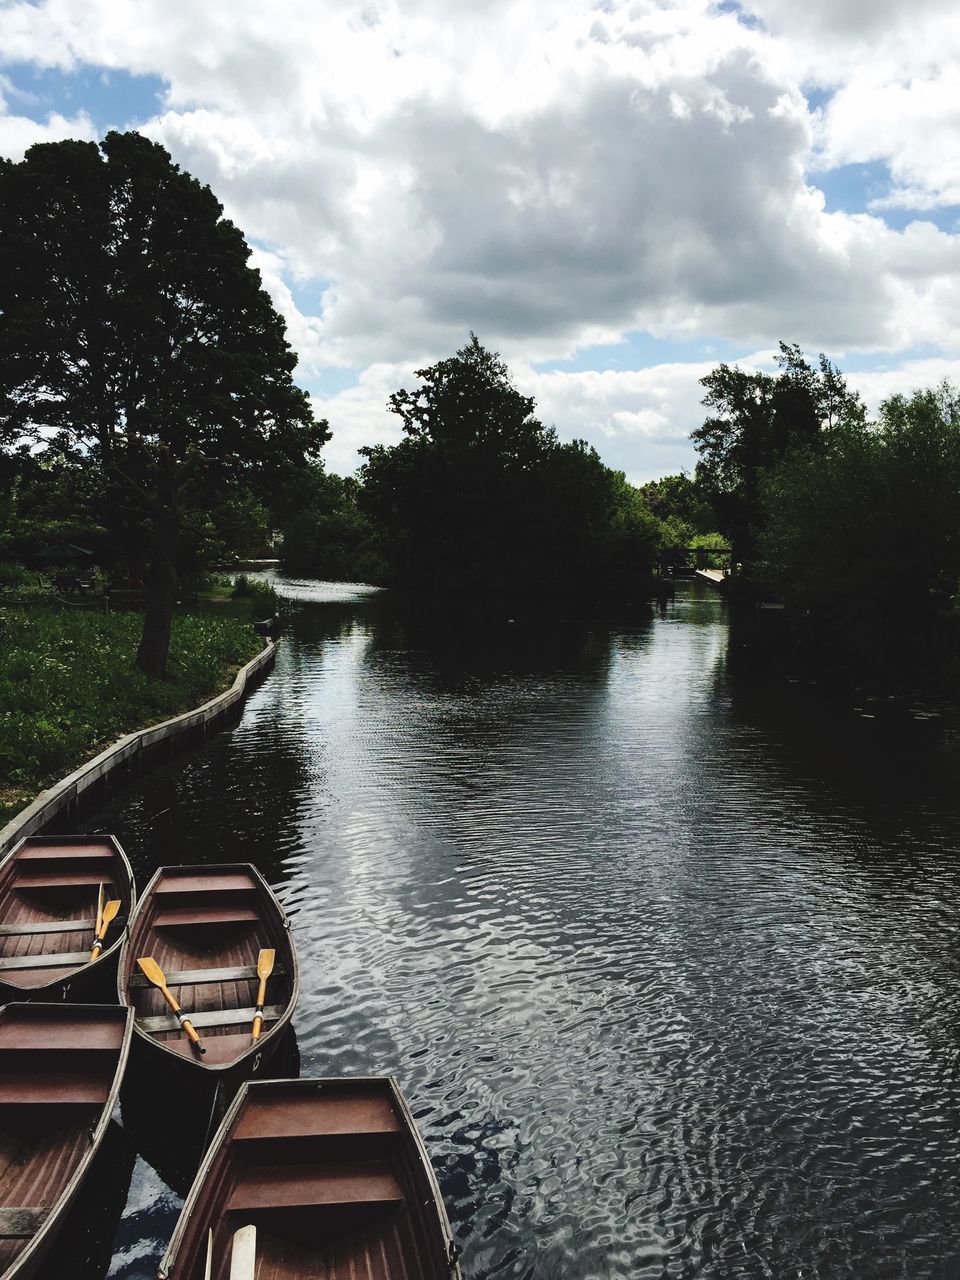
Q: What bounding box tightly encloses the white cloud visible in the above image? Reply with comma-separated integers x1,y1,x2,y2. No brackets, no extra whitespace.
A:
0,0,959,480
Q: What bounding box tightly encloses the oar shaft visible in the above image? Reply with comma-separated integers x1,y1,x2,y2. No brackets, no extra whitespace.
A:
252,977,267,1041
158,983,205,1052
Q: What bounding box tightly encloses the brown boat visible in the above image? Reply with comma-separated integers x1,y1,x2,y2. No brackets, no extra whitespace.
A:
0,1002,134,1279
0,836,135,1002
157,1077,462,1280
118,864,299,1087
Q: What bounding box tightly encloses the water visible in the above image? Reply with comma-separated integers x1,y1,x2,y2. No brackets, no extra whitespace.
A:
63,579,960,1278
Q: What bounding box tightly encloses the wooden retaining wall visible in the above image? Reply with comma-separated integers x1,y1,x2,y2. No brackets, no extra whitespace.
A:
0,640,277,858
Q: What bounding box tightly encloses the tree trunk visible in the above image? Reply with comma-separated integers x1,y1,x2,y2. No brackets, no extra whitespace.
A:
136,509,179,678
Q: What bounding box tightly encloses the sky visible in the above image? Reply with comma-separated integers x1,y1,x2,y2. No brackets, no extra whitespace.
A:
1,0,959,483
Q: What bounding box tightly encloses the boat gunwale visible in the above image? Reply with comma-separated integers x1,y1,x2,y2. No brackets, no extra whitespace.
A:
118,862,300,1078
157,1075,461,1280
0,1000,135,1280
0,835,136,995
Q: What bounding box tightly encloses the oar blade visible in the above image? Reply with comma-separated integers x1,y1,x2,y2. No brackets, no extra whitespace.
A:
256,948,276,980
101,899,121,928
229,1224,257,1280
136,955,166,988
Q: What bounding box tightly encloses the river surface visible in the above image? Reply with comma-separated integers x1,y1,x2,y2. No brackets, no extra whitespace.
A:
63,578,960,1278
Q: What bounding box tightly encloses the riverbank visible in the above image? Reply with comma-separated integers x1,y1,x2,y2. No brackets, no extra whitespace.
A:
0,606,263,825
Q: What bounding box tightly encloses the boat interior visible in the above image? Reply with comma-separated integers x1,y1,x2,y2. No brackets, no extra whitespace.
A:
127,869,292,1067
0,1007,127,1274
0,840,127,989
197,1083,451,1280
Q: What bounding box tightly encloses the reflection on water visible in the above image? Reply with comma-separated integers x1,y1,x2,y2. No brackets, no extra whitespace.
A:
76,580,960,1278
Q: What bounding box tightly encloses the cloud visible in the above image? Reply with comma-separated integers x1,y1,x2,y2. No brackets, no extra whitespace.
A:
1,0,959,482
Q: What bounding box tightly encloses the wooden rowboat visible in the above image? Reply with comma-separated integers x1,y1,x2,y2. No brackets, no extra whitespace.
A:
157,1077,462,1280
118,864,299,1086
0,1002,134,1279
0,836,135,1002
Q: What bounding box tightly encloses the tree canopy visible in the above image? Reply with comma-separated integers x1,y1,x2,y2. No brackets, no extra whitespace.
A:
693,343,865,563
358,335,658,598
0,130,326,674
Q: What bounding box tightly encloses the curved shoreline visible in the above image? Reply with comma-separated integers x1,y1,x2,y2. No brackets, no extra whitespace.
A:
0,639,277,858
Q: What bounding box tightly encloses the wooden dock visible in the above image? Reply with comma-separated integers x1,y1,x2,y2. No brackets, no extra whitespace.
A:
695,569,728,588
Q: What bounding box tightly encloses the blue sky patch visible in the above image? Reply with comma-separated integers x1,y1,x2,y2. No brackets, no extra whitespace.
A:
1,63,166,132
535,333,751,375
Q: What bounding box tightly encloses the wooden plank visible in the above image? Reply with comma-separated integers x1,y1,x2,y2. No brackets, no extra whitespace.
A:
226,1162,403,1212
14,872,113,889
154,874,256,896
16,846,114,862
0,1016,124,1051
138,1004,284,1033
129,962,285,989
236,1092,401,1142
0,951,89,972
0,1207,49,1238
0,1073,109,1104
0,918,97,937
155,906,259,927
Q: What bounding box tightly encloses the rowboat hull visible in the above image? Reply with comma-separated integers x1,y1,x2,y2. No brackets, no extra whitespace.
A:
158,1077,462,1280
118,864,299,1090
0,1002,134,1279
0,836,135,1003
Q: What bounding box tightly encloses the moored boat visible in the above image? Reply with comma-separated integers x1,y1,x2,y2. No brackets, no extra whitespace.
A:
157,1076,462,1280
0,836,135,1001
118,864,298,1089
0,1002,134,1279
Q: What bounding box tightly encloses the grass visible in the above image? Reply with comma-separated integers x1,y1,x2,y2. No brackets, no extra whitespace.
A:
0,606,262,826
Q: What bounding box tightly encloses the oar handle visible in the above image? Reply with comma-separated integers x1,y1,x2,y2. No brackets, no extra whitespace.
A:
159,984,206,1053
252,977,267,1041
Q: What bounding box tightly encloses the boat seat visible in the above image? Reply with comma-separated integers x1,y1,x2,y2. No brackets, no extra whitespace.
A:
14,872,115,889
138,1004,285,1033
129,962,285,989
154,874,257,895
0,951,90,972
159,1030,267,1066
0,918,98,937
154,906,259,928
0,1207,49,1238
226,1161,403,1213
15,845,114,863
0,1073,109,1104
0,1016,125,1052
236,1092,401,1143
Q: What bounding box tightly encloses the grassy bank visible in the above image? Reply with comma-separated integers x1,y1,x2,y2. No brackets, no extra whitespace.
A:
0,607,262,825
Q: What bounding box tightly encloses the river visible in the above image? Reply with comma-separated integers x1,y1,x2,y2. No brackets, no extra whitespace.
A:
65,578,960,1278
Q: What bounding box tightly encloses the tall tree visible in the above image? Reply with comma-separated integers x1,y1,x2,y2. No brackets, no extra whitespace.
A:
692,343,865,563
0,131,326,675
359,334,657,596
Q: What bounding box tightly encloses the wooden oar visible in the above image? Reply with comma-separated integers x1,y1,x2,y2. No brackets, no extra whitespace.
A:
136,957,206,1054
89,898,120,960
95,883,104,939
251,948,275,1042
203,1227,213,1280
229,1224,256,1280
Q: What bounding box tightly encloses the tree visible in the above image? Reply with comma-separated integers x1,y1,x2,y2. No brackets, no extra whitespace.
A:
0,131,326,675
692,343,865,564
358,335,657,597
759,382,960,672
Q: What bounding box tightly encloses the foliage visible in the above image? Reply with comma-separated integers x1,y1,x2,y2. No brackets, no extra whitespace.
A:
231,574,279,614
0,131,326,676
359,335,657,597
693,343,865,562
0,608,260,822
759,382,960,672
279,467,383,582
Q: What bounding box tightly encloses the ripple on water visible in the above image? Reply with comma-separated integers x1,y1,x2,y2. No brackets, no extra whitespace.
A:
81,582,960,1280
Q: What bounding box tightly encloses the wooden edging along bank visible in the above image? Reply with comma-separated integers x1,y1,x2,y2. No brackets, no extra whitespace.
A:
0,639,277,858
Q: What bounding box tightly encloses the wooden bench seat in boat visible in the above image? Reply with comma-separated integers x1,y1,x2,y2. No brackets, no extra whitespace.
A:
226,1162,404,1212
13,871,119,890
0,951,92,972
154,906,260,928
128,962,286,989
138,1004,285,1034
234,1091,402,1143
0,1016,126,1053
0,918,99,937
154,874,257,896
0,1072,110,1105
15,844,114,863
0,1208,49,1239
